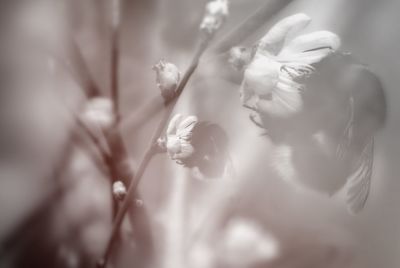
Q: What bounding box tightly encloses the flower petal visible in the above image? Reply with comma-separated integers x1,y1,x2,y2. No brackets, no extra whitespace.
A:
239,80,253,105
257,81,303,117
175,142,194,159
259,13,311,55
177,116,198,139
243,54,280,97
279,31,341,64
167,114,183,135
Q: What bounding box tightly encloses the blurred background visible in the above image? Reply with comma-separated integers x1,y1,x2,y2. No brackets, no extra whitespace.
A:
0,0,399,267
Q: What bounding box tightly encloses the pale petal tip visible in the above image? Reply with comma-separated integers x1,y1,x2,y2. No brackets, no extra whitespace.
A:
187,115,198,123
171,113,183,122
291,13,311,23
318,30,341,50
329,32,341,51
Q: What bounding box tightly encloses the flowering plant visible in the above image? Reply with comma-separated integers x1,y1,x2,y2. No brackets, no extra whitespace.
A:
0,1,387,268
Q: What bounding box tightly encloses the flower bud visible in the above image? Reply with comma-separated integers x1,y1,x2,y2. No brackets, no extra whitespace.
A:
113,181,127,201
153,60,180,101
81,97,115,130
200,0,229,35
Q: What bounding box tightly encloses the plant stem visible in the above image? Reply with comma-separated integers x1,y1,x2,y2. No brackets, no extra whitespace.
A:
97,36,210,268
210,0,293,54
119,1,294,134
111,0,121,120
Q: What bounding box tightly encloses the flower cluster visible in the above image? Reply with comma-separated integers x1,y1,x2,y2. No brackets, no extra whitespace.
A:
158,114,198,164
200,0,229,35
232,13,340,119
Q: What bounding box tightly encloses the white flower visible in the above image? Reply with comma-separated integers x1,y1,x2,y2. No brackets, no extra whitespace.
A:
113,181,127,200
164,114,198,163
153,60,180,100
240,13,341,118
81,97,115,130
219,218,279,267
200,0,229,35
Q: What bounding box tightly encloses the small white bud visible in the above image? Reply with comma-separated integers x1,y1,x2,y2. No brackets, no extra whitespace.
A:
165,114,198,163
228,46,254,71
200,0,229,35
81,97,115,130
113,181,127,201
153,60,180,100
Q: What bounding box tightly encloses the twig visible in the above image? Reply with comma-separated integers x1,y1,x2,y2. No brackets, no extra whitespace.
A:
67,38,102,98
110,0,121,119
97,36,210,268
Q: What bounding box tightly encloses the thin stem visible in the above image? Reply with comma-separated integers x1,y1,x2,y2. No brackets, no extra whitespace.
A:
97,37,210,268
120,1,294,133
111,0,121,120
210,0,293,54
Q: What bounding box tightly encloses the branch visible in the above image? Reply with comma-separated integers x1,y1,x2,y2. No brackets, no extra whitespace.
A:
110,0,121,119
97,35,210,268
119,0,294,135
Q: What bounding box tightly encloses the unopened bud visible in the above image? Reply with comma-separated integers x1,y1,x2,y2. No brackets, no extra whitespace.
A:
200,0,229,35
113,181,127,201
153,60,180,101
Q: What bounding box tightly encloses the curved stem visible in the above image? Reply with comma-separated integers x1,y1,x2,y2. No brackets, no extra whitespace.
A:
111,0,121,120
97,37,210,268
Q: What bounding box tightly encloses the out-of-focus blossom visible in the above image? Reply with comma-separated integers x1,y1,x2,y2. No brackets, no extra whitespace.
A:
113,181,127,201
189,218,279,268
153,60,181,101
239,13,341,118
160,114,198,164
218,218,279,267
81,97,115,130
229,46,255,71
189,243,215,268
200,0,229,35
135,199,144,207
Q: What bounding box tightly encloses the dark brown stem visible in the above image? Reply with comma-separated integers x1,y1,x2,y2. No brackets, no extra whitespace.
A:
110,0,121,120
107,0,123,220
97,36,210,268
